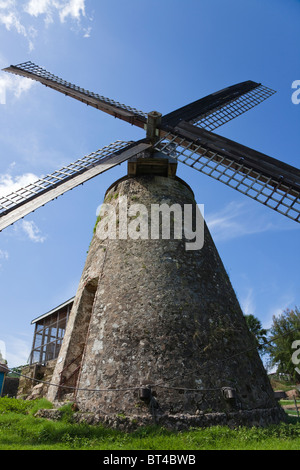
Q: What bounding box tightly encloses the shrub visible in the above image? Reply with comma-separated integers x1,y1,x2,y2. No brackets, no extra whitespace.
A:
0,397,53,415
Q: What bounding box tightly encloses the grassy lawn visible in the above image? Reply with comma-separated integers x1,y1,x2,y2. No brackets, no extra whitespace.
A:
0,398,300,450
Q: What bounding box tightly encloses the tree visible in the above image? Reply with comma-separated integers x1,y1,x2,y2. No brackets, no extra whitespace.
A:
244,314,268,355
266,307,300,380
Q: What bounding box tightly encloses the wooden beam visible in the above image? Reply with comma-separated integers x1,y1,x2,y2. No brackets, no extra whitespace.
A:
0,141,152,232
173,121,300,195
3,65,147,129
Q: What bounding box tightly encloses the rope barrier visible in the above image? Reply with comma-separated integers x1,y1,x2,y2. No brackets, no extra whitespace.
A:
5,326,300,395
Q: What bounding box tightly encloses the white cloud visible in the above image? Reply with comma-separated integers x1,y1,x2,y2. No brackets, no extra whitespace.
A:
206,201,266,242
19,220,47,243
0,171,39,197
25,0,90,33
0,249,9,260
240,287,256,316
0,0,91,50
0,249,9,268
25,0,84,24
25,0,55,18
205,200,297,243
0,72,35,104
0,340,6,363
0,171,47,243
1,334,31,367
265,294,296,329
0,0,36,50
0,0,26,34
83,25,91,38
59,0,86,22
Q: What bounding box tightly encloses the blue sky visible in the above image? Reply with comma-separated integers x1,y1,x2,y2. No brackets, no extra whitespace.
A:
0,0,299,368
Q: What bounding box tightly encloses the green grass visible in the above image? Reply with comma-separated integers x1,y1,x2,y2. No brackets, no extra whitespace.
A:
0,398,300,450
280,400,300,405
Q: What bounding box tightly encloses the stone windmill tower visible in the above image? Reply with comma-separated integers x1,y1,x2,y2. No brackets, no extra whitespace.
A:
2,62,299,427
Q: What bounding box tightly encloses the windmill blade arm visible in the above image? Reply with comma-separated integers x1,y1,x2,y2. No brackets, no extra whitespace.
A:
0,140,152,232
175,121,300,192
156,122,300,223
3,62,147,128
162,81,276,132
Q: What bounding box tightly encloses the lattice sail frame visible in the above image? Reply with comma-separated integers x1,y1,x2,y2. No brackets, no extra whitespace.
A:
191,85,276,132
0,140,151,231
155,133,300,223
0,141,130,213
4,62,148,127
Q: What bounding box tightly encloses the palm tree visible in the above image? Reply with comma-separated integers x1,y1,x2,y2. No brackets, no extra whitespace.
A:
244,314,268,355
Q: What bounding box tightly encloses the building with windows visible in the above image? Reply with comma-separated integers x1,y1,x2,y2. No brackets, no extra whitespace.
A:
16,298,74,399
29,298,74,365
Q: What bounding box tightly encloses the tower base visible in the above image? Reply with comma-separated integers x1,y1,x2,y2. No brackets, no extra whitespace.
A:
47,167,285,428
37,407,286,431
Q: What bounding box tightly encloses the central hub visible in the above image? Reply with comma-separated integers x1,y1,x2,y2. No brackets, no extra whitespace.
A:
145,110,162,143
127,150,177,177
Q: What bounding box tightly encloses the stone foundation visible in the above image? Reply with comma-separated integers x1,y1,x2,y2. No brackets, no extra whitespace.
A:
17,359,57,400
36,407,287,432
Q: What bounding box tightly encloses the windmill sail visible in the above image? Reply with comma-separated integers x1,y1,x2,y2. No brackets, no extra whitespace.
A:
162,81,276,132
0,140,151,232
156,122,300,223
3,62,148,128
2,60,299,224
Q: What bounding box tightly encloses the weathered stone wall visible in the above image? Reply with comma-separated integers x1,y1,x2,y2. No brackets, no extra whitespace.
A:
17,359,57,400
48,173,285,426
48,176,282,426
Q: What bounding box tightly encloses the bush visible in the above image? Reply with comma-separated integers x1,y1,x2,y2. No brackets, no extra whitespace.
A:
0,397,53,415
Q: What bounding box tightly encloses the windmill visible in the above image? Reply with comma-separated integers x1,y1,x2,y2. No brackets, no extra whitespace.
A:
1,61,298,427
1,61,300,230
